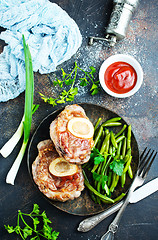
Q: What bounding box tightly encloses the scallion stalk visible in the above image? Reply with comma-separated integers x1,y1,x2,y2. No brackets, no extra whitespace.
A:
0,104,39,159
0,116,24,158
6,35,35,185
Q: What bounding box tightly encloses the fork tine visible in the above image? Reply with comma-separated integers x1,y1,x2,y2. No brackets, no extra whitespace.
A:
140,147,147,162
139,148,151,168
142,151,157,178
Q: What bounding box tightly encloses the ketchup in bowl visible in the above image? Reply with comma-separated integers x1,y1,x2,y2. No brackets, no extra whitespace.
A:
104,62,137,94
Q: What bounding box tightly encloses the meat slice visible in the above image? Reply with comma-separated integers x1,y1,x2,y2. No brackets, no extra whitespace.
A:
32,139,84,202
50,104,94,164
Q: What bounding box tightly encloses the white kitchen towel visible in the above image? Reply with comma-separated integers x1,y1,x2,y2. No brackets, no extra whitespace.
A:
0,0,82,102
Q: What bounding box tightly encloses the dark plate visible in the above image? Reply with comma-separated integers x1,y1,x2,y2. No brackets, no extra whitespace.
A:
27,103,139,216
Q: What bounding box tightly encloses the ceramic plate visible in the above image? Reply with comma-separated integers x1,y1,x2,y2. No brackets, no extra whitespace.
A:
27,103,139,216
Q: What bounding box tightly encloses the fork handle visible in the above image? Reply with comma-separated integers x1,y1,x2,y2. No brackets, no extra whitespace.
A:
77,201,123,232
101,227,116,240
102,183,136,240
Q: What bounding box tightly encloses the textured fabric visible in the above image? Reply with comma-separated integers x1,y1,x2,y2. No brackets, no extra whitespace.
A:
0,0,82,102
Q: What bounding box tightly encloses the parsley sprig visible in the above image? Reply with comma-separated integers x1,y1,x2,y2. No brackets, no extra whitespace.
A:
4,204,59,240
91,148,125,176
39,62,100,106
90,148,105,165
110,158,125,176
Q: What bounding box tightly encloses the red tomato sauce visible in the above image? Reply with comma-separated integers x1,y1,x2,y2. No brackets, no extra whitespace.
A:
104,62,137,94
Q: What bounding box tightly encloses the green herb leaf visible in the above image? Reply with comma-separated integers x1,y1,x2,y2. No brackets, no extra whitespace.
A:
33,217,40,231
32,203,40,214
93,172,101,181
53,78,63,88
4,204,59,240
69,87,78,95
40,62,100,106
61,68,66,79
110,160,124,176
90,148,100,158
51,231,60,240
90,83,98,90
23,227,32,238
89,66,96,74
4,225,15,234
79,78,89,86
65,78,74,85
94,155,105,165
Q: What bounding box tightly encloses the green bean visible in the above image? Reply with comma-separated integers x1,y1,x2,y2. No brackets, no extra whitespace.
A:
128,165,133,179
110,131,118,149
101,130,105,141
96,139,102,150
83,177,114,203
107,171,112,187
94,117,102,132
126,148,131,157
121,172,126,188
109,145,113,154
92,131,110,173
103,183,110,196
113,193,126,203
89,191,97,203
127,125,131,149
102,155,112,175
101,122,122,127
116,140,123,156
105,117,122,123
100,132,110,155
96,134,110,193
93,126,103,148
122,137,127,158
123,155,130,163
110,172,116,192
115,124,127,138
91,164,98,173
116,135,125,143
123,156,132,173
114,175,119,188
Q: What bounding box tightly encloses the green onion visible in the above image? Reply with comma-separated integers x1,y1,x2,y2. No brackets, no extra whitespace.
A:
6,35,35,185
0,105,38,158
0,116,24,158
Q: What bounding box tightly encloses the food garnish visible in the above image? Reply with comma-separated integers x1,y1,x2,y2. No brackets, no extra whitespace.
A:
49,157,78,177
2,35,38,185
83,117,133,204
39,62,100,106
67,117,94,139
4,203,59,240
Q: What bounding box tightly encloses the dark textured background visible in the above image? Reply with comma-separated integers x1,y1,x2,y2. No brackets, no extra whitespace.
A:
0,0,158,239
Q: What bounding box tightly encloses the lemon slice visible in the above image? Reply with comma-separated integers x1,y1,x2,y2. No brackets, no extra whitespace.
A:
67,117,94,139
49,157,78,177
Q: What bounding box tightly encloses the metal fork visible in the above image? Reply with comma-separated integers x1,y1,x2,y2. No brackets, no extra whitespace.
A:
100,148,157,240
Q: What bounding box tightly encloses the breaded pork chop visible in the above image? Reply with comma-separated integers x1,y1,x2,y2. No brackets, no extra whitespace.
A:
50,104,94,164
32,139,84,202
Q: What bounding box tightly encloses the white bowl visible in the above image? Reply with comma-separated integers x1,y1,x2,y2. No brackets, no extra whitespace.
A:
99,54,143,98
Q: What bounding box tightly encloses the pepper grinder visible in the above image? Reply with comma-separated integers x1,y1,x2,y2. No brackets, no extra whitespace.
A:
89,0,139,47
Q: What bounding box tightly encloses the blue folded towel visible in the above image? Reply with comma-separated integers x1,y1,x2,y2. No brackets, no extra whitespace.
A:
0,0,82,102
